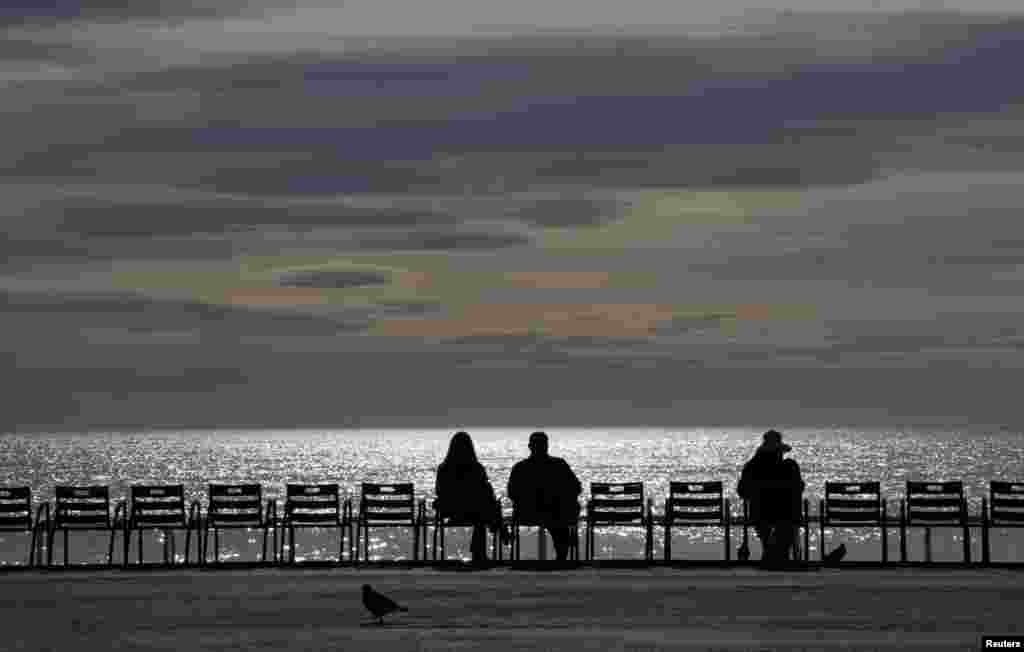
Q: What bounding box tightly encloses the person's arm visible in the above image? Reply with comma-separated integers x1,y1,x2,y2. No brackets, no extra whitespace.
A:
565,460,582,496
737,462,750,499
507,463,519,503
434,467,445,511
788,460,805,493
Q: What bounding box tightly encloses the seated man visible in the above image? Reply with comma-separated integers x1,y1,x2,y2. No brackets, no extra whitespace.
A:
507,431,582,561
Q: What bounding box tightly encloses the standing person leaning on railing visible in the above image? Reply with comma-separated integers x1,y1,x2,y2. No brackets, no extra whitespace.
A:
737,430,805,567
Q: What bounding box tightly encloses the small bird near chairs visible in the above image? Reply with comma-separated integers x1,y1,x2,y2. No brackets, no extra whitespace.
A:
361,584,408,625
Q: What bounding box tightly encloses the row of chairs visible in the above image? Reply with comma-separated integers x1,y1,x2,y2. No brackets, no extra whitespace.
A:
1,480,1021,567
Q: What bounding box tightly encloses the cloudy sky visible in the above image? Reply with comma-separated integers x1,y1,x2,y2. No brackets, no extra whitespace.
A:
3,1,1024,433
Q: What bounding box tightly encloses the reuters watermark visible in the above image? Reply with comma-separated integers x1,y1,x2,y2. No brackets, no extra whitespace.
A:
983,637,1024,649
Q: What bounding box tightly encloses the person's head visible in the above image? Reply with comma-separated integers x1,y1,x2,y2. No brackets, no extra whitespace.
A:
528,431,549,457
441,430,478,468
758,429,791,460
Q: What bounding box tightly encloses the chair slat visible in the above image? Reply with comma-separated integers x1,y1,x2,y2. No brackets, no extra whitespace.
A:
361,483,413,496
362,498,414,510
908,497,963,508
0,502,30,514
827,510,882,523
826,481,881,494
208,512,263,525
286,511,342,524
0,516,32,530
0,487,31,500
669,481,722,494
56,486,109,500
591,482,643,495
589,512,645,523
907,481,962,495
131,485,183,499
991,511,1024,524
669,510,723,522
991,497,1024,509
590,498,644,509
990,481,1024,494
828,498,880,510
133,513,186,527
210,498,262,511
669,497,721,508
287,484,339,498
210,484,261,498
908,511,964,523
56,513,111,527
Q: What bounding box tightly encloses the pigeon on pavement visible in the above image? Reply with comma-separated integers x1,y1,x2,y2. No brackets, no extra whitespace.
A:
823,543,847,567
362,584,408,625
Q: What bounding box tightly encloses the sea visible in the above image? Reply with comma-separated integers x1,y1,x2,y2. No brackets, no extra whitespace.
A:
0,427,1021,565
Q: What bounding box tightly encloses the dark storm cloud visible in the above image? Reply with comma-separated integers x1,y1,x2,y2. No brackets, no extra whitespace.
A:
49,195,457,238
8,15,1024,203
352,229,531,251
276,270,391,289
0,290,372,342
0,0,263,28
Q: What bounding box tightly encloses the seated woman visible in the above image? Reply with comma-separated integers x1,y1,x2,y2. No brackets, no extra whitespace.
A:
434,431,505,564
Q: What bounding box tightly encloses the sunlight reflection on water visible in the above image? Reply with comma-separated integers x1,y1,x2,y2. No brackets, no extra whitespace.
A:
1,427,1021,562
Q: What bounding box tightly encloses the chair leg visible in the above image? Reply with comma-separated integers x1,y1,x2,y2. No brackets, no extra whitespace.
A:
289,525,296,564
882,512,888,565
981,505,990,566
138,529,144,566
899,502,907,563
432,520,439,561
184,526,192,566
963,519,971,565
413,523,419,562
47,527,54,567
107,529,115,567
64,529,69,566
262,526,269,564
201,526,208,566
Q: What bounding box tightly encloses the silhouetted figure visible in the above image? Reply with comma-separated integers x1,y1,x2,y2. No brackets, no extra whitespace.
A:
362,584,408,625
434,431,504,564
823,543,847,567
507,431,582,561
737,430,805,567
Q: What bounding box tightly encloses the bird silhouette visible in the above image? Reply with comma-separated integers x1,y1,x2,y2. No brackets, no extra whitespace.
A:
823,543,847,567
362,584,408,625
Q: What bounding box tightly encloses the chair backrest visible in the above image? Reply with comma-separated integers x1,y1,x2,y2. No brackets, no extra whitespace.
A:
906,481,965,526
208,484,263,527
360,483,416,524
55,486,111,529
129,485,186,528
0,487,31,531
823,482,882,525
666,481,724,525
589,482,645,525
990,481,1024,526
284,484,340,525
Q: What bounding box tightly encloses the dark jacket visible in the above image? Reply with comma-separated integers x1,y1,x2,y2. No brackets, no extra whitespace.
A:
738,451,804,524
434,461,501,526
507,455,582,525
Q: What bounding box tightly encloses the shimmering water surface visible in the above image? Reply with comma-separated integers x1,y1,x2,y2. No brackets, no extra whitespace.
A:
1,427,1021,563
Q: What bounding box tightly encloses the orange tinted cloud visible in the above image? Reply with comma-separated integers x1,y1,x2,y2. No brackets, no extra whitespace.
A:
502,272,612,289
374,303,679,337
222,287,328,306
